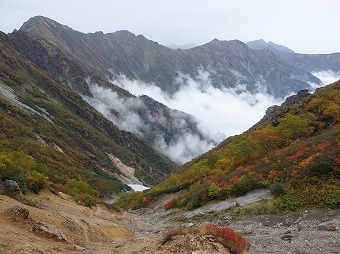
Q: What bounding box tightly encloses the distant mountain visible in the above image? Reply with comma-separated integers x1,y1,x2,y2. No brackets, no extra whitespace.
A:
166,43,197,49
247,39,295,55
14,16,320,98
282,52,340,72
0,31,176,202
247,39,340,74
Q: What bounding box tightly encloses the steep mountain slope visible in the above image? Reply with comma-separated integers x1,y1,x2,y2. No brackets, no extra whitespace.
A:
14,16,320,98
10,17,210,160
115,80,340,211
247,39,340,77
282,52,340,73
0,31,176,203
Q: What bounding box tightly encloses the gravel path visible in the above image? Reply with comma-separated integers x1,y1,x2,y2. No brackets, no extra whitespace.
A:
183,189,272,218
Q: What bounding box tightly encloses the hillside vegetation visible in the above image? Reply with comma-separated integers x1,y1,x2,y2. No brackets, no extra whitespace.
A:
0,32,175,205
115,80,340,212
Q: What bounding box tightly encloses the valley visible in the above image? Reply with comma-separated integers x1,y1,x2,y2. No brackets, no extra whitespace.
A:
1,188,339,253
1,15,340,254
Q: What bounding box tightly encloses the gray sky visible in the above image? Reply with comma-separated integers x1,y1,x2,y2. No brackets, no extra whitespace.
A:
1,0,339,54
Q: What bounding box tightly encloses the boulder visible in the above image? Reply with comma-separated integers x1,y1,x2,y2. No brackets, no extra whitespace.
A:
0,180,24,201
6,205,29,222
31,221,68,242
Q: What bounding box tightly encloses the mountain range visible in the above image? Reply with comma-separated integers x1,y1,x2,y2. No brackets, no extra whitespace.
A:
13,16,320,98
1,15,340,201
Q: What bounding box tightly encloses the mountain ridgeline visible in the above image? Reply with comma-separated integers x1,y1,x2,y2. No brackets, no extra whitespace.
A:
13,16,320,98
247,39,340,73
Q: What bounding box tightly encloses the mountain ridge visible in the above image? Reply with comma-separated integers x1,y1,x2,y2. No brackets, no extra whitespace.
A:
15,16,320,98
247,39,295,55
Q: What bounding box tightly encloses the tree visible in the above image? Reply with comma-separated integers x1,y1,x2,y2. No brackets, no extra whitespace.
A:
323,103,340,126
227,135,257,163
277,113,314,142
251,127,282,153
208,182,222,199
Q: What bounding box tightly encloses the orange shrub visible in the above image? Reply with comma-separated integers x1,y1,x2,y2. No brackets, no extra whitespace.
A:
207,224,251,254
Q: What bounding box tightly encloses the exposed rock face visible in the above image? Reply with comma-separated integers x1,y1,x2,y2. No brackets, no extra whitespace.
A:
0,180,24,201
31,221,68,242
6,205,29,221
247,39,295,56
5,205,67,242
281,89,310,107
282,52,340,72
249,89,311,130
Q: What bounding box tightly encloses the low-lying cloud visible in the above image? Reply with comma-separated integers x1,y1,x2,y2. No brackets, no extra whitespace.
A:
111,71,281,163
311,70,340,88
81,69,340,164
83,81,218,164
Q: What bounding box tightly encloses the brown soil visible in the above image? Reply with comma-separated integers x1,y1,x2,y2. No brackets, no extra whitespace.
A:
1,190,339,254
0,190,133,253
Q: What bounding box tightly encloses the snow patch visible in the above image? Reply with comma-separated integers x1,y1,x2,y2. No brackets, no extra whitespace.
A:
128,184,150,192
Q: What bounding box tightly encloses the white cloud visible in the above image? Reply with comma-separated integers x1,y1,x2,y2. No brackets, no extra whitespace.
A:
83,83,145,136
312,70,340,87
114,71,281,162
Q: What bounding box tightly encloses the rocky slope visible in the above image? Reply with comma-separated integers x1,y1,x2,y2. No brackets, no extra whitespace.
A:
1,186,339,254
282,52,340,72
247,39,340,73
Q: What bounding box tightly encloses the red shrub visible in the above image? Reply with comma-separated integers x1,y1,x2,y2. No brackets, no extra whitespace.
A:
287,150,304,160
314,141,332,150
332,154,340,167
207,224,250,254
164,200,173,210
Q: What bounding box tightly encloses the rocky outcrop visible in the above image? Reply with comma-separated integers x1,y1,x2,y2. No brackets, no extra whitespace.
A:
30,221,67,242
281,89,310,107
251,89,312,130
6,205,29,221
5,205,67,242
0,180,24,201
158,233,230,254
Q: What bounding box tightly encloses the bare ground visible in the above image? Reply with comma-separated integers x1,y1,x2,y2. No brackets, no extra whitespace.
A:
0,189,339,253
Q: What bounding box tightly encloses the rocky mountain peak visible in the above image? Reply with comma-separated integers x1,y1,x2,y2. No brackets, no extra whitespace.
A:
247,39,295,55
20,16,72,35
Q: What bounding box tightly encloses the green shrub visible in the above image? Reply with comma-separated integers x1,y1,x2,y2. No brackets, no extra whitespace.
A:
307,157,333,176
0,167,27,194
324,194,340,208
279,194,302,211
269,182,286,197
28,170,49,194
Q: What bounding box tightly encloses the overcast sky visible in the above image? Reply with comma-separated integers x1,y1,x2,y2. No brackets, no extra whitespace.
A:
1,0,339,54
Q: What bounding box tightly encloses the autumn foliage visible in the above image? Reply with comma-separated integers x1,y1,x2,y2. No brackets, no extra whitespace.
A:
115,81,340,212
163,224,250,254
